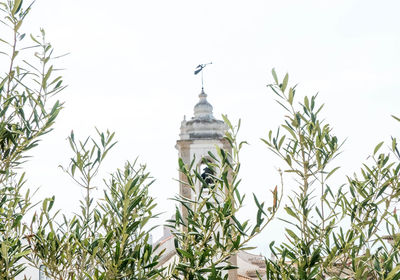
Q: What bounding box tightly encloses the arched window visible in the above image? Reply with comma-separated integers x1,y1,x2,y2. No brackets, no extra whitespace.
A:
200,163,214,185
199,157,215,188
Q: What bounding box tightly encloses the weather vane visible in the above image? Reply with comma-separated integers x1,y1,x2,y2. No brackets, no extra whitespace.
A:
194,62,212,91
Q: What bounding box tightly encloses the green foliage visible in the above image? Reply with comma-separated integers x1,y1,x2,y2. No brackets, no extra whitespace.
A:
3,2,400,279
95,161,161,279
0,174,31,279
26,131,162,280
27,130,117,279
265,69,400,279
168,118,281,280
0,0,64,278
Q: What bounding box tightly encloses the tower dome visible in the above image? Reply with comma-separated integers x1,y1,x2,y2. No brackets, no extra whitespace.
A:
179,89,227,140
193,90,213,120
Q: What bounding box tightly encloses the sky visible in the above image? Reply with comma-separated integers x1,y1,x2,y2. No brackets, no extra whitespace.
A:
6,0,400,277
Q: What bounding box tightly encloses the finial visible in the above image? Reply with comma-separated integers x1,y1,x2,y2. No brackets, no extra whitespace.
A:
199,89,207,100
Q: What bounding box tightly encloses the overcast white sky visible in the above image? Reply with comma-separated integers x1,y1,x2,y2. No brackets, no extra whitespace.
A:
11,0,400,275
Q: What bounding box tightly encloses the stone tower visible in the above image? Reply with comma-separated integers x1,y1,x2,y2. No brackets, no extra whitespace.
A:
176,88,231,203
175,88,238,279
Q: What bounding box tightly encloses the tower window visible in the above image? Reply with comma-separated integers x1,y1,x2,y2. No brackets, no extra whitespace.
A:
200,162,214,186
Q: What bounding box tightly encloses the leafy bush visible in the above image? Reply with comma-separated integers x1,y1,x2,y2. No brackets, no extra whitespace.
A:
2,1,400,280
26,131,162,280
264,70,400,280
169,118,280,280
0,0,63,278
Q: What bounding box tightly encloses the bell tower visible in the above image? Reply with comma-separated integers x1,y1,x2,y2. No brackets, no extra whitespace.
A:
175,86,239,279
176,89,231,202
175,88,238,279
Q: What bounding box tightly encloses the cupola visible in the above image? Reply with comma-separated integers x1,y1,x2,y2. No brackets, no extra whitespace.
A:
179,90,227,140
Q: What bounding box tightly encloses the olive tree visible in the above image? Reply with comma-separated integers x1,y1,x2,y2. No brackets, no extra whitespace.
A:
264,70,400,279
4,1,400,279
26,130,162,280
168,118,282,280
0,0,64,278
